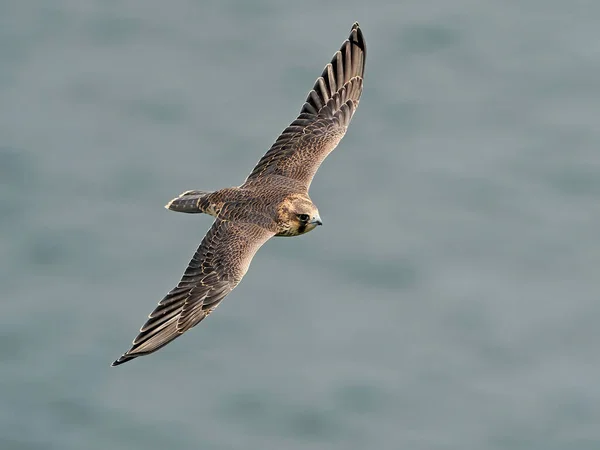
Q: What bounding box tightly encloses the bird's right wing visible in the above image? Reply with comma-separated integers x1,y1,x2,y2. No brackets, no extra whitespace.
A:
112,219,275,366
244,22,366,190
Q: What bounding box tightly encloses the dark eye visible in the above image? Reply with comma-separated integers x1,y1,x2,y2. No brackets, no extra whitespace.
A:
298,214,310,222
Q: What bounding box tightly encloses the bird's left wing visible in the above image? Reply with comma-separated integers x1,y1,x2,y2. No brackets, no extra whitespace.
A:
112,219,275,366
244,22,366,190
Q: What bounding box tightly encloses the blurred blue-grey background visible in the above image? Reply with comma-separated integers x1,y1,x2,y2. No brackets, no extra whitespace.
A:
1,1,599,449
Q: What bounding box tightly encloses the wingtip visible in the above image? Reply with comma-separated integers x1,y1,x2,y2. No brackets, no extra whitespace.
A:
350,22,365,47
111,357,124,367
111,354,135,367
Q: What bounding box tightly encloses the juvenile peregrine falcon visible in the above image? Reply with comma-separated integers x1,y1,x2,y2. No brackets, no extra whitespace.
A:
112,22,366,366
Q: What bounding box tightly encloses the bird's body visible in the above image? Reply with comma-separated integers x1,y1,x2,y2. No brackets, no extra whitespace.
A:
112,23,366,366
168,178,320,236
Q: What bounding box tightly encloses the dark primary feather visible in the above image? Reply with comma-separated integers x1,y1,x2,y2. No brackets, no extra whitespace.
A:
112,220,275,366
245,22,366,189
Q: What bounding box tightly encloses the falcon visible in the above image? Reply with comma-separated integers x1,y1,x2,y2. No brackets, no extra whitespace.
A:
112,22,366,366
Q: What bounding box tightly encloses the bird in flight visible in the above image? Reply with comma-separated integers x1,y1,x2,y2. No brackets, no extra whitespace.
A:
112,22,366,366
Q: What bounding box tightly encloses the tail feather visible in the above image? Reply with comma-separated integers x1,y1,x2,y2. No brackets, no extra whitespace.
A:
165,190,212,213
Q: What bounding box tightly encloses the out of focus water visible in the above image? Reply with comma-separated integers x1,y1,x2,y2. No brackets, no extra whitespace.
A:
1,1,600,449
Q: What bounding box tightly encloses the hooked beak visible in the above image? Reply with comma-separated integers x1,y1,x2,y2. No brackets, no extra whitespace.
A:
311,215,323,226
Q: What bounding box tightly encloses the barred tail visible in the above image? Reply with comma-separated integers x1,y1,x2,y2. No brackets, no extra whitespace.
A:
165,190,213,213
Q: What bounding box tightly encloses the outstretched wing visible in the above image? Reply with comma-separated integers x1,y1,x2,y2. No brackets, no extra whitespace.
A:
245,22,366,190
112,220,275,366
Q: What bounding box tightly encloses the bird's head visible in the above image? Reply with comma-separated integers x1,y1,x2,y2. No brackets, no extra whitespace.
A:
276,195,322,236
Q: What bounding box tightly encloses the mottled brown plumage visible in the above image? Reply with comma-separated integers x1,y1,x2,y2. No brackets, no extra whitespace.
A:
112,22,366,366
